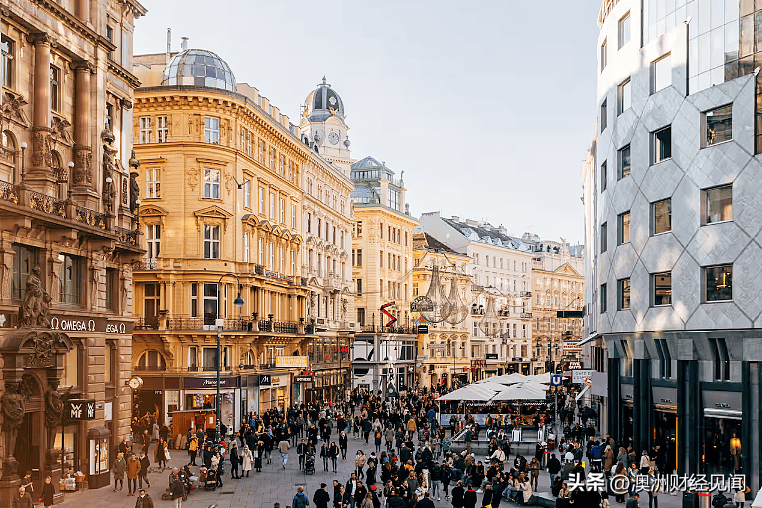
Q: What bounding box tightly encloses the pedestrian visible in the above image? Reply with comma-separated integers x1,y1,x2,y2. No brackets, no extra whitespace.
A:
647,470,659,508
640,451,650,475
430,461,442,501
314,483,331,508
127,452,140,495
298,438,308,469
321,443,330,471
280,437,291,469
170,474,185,508
135,488,154,508
463,485,477,508
138,451,151,489
356,450,366,479
451,480,465,508
13,486,33,508
188,435,198,466
230,442,240,479
340,431,348,460
330,441,340,472
254,441,263,472
42,476,55,508
242,445,253,477
625,493,640,508
293,486,310,508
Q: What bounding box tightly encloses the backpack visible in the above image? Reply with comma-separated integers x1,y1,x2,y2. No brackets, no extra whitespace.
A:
293,493,309,508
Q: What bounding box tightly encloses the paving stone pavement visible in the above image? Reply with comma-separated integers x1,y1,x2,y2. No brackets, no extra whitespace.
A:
55,436,686,508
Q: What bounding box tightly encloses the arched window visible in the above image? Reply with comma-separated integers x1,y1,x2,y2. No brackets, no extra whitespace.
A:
1,130,17,183
51,150,64,199
137,349,167,371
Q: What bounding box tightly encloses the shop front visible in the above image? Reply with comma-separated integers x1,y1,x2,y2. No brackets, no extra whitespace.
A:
183,376,239,434
620,383,634,448
258,373,291,412
701,390,743,476
652,385,677,473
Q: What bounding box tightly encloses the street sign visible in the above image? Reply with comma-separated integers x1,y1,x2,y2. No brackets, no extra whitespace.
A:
294,376,313,383
381,302,397,327
485,353,499,360
417,325,429,334
66,399,96,421
563,340,582,352
571,369,595,384
550,374,563,386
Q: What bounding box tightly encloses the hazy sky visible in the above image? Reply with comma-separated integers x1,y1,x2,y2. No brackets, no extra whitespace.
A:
134,0,599,245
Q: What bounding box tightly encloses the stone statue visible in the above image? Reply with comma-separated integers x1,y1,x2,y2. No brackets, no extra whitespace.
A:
44,383,64,450
129,171,140,214
1,385,26,463
18,266,51,328
103,147,116,213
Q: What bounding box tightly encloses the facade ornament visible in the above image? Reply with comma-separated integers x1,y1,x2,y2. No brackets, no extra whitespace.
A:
32,128,53,168
17,266,52,328
26,32,57,47
1,383,25,467
50,117,73,145
187,168,198,190
343,137,351,148
129,171,140,214
120,98,133,110
27,333,55,366
45,382,64,452
121,176,129,206
101,127,115,145
70,59,96,74
103,145,117,213
129,149,140,170
1,93,31,127
73,146,92,186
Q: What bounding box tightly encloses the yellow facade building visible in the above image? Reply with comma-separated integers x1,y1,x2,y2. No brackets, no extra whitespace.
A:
130,45,350,434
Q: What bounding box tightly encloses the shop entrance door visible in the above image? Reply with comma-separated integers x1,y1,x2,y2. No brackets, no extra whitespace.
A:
15,411,40,482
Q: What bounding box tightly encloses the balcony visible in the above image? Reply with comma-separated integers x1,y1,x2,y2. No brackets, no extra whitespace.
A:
359,324,416,335
471,305,485,315
520,291,532,298
134,315,306,334
520,312,533,319
135,257,159,270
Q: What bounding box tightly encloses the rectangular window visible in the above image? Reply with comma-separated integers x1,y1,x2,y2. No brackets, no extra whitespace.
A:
243,180,251,208
600,161,607,191
105,268,117,311
146,224,160,260
618,211,631,245
203,225,220,259
601,39,607,72
356,279,363,296
59,254,82,306
291,205,296,229
279,246,285,273
280,197,285,224
258,238,264,265
618,12,631,49
705,104,733,146
203,168,220,199
652,271,672,306
105,102,113,132
653,198,672,235
270,192,276,219
191,283,198,318
106,25,114,59
357,308,366,326
269,242,275,270
2,36,15,89
600,283,607,313
146,168,160,198
653,125,672,164
12,244,39,301
143,283,160,328
703,184,733,224
204,117,219,144
600,99,608,132
652,53,672,93
600,222,608,253
139,117,152,143
618,278,631,310
50,65,60,112
704,264,733,302
188,346,198,369
259,187,265,214
619,144,631,178
619,78,631,114
203,283,218,327
356,221,363,237
243,232,250,262
356,249,363,267
291,250,296,275
157,116,168,143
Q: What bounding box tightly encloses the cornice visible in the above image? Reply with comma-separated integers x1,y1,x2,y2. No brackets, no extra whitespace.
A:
108,61,141,89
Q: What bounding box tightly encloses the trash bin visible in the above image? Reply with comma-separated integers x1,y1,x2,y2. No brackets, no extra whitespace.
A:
697,491,711,508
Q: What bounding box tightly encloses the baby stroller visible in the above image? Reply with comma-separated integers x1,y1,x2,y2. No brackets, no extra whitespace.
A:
204,468,217,491
305,453,316,475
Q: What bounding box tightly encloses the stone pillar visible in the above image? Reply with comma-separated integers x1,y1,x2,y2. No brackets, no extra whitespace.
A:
70,60,97,206
75,0,90,24
26,33,55,190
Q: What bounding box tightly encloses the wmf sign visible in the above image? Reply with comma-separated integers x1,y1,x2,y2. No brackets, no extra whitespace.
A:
66,399,96,420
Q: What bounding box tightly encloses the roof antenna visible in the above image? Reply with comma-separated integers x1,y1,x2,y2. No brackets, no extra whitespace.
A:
166,28,171,66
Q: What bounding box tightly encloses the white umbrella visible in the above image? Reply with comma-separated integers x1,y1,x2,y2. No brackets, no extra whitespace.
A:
490,382,548,401
524,372,552,384
477,373,529,386
437,383,496,401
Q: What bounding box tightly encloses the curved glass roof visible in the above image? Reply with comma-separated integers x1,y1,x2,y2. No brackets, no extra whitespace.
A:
161,49,236,92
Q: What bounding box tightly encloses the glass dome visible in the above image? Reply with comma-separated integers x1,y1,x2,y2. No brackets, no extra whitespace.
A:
161,49,236,92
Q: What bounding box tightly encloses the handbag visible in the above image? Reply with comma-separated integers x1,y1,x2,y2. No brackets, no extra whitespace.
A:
164,448,171,460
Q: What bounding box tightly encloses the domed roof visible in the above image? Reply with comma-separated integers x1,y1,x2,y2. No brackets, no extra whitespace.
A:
161,49,236,92
304,77,345,121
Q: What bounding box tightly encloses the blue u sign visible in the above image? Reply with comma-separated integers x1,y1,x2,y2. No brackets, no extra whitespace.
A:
550,374,563,386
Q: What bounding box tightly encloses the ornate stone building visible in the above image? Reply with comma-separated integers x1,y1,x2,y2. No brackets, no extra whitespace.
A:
131,45,321,430
0,0,146,502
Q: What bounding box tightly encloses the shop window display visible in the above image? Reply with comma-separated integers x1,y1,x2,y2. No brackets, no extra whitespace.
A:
702,417,742,476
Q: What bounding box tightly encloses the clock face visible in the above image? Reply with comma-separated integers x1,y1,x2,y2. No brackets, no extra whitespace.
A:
129,377,142,389
328,131,340,145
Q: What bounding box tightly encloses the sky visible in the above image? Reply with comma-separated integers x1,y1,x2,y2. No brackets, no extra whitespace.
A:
133,0,599,245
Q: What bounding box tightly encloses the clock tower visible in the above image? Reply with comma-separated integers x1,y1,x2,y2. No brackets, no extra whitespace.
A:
298,77,353,176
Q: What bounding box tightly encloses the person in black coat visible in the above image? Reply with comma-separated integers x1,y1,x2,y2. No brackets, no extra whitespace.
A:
42,477,55,508
229,443,240,479
387,491,405,508
451,481,465,508
418,492,436,508
314,483,331,508
355,482,368,507
480,484,493,507
463,485,477,508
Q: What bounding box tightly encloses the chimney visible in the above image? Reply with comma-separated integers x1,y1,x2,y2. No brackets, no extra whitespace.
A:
181,37,189,51
166,29,171,66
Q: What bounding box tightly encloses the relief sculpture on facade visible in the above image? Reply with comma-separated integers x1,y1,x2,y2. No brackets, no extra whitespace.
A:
32,128,53,168
73,146,92,186
1,383,25,471
17,265,52,329
103,146,117,213
44,382,64,451
129,171,140,213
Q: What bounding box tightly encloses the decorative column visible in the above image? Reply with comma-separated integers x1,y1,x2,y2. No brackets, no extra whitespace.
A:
75,0,90,24
26,33,55,190
70,60,97,206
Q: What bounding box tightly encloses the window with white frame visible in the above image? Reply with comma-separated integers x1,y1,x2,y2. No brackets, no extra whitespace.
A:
279,246,285,273
50,65,61,112
618,78,631,114
258,238,264,265
270,192,276,218
139,117,152,143
190,283,198,318
280,198,285,224
243,180,251,209
243,232,250,262
291,250,296,275
146,168,160,198
203,168,220,199
259,187,265,214
204,116,219,144
269,242,275,270
652,53,671,94
203,225,220,259
146,224,160,260
291,204,296,229
618,11,630,49
157,116,168,142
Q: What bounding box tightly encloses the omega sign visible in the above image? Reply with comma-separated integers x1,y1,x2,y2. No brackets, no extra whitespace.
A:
49,316,131,334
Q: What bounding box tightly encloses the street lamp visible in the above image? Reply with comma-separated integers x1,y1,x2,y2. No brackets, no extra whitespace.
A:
215,273,244,444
